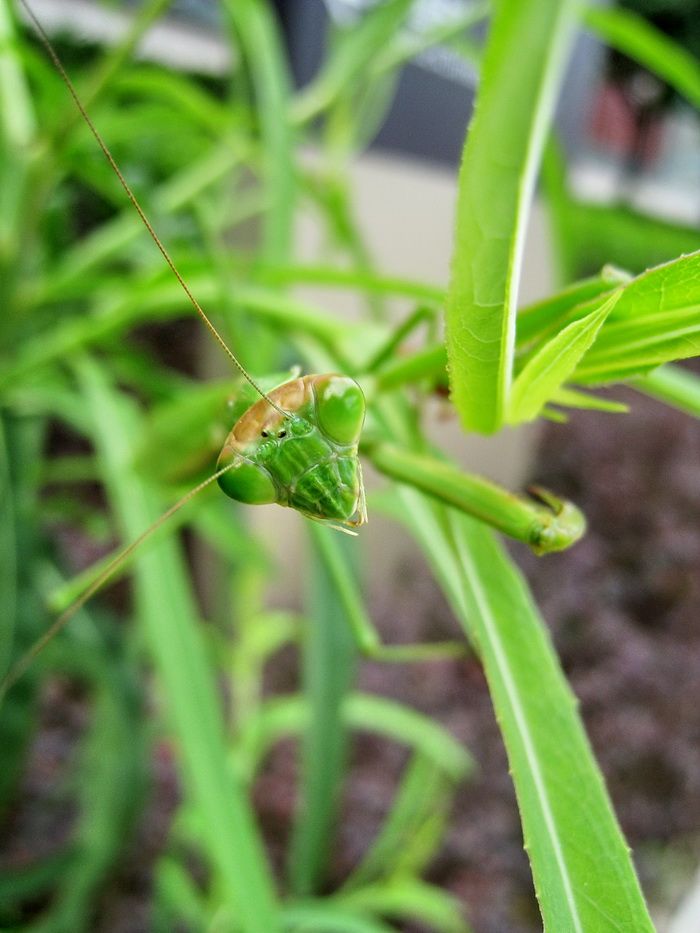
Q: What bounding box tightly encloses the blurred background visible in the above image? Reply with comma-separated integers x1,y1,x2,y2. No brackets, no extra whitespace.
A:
3,1,700,931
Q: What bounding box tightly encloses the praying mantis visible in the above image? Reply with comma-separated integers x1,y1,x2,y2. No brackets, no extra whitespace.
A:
0,0,585,702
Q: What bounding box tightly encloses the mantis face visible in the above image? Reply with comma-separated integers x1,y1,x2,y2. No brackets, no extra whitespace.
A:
217,374,367,531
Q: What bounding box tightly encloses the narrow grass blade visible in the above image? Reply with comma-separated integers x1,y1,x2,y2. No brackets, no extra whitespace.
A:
445,0,578,433
223,0,295,263
235,692,471,801
74,355,281,933
288,524,358,896
547,386,628,415
392,485,655,932
292,0,414,124
344,754,464,891
0,0,37,148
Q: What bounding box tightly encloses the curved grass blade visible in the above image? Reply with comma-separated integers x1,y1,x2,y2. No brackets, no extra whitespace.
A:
337,879,470,933
343,753,466,895
445,0,578,434
281,903,396,933
236,693,471,787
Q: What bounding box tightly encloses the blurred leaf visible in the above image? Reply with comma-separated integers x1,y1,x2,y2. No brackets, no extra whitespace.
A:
292,0,415,124
584,4,700,108
288,524,358,897
338,878,470,933
631,362,700,417
345,754,464,889
282,902,397,933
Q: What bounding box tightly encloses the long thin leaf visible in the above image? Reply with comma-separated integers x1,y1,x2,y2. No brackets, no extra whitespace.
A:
392,484,655,932
445,0,578,433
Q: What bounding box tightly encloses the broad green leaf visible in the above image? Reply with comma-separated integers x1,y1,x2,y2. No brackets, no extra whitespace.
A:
392,487,655,932
574,250,700,384
515,266,631,347
445,0,578,434
509,290,620,422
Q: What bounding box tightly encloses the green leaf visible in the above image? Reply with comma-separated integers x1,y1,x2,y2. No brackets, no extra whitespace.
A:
631,363,700,418
509,290,620,422
223,0,295,263
344,755,464,895
337,878,470,933
236,692,472,787
282,903,396,933
288,525,358,897
292,0,415,124
392,486,655,932
584,4,700,110
445,0,578,434
547,386,628,415
574,250,700,384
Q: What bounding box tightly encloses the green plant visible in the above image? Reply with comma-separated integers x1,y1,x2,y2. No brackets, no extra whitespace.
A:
2,0,700,930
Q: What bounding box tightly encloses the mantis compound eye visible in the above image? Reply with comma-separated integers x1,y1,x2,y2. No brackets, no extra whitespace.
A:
313,375,366,447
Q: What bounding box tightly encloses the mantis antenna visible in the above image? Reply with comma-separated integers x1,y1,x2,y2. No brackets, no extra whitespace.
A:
18,0,287,418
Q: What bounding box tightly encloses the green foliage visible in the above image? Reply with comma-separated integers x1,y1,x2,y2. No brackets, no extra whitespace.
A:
2,0,700,931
